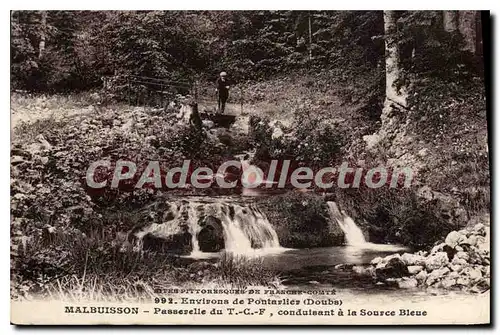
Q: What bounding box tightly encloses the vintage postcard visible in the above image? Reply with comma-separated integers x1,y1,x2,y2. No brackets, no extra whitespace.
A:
10,10,490,325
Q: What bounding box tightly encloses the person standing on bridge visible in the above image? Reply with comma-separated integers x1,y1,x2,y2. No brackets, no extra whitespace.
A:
215,71,230,113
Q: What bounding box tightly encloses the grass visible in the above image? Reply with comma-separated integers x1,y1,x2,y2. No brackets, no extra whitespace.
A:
209,253,282,289
12,227,281,301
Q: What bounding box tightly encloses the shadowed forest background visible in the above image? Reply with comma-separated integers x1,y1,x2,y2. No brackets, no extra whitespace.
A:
10,11,490,300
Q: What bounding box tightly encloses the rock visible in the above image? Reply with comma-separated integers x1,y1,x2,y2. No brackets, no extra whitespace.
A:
445,231,467,248
464,235,479,246
140,223,193,255
440,277,456,289
447,271,460,280
352,265,374,276
455,251,470,262
449,263,465,273
417,185,435,201
385,278,398,286
415,250,428,257
415,270,428,283
36,134,52,150
271,127,284,139
468,247,485,265
474,278,490,292
418,148,428,157
408,265,423,275
202,120,215,129
430,242,447,255
477,237,489,252
401,253,425,266
375,254,399,269
197,216,225,252
425,252,449,271
456,276,471,287
473,223,486,236
383,253,402,263
468,268,483,283
398,277,418,289
11,156,25,165
425,267,450,286
375,257,409,281
334,263,354,271
370,257,383,265
363,134,381,150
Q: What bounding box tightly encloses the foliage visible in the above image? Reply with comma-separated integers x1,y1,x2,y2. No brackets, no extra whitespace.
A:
11,10,386,92
334,185,456,249
259,193,344,248
249,114,346,168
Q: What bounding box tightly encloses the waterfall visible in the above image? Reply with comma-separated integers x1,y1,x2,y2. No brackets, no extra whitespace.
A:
327,201,367,246
139,198,281,256
213,202,280,254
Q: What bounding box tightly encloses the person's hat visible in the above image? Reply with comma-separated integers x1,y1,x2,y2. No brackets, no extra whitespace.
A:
220,72,227,77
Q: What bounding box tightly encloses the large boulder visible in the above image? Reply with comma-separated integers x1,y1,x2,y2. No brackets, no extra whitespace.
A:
415,270,428,283
352,265,375,277
375,257,409,281
197,216,225,252
142,226,192,255
439,277,457,289
401,253,426,266
397,277,418,289
425,267,450,286
408,265,424,275
430,242,447,255
445,231,467,248
425,252,449,271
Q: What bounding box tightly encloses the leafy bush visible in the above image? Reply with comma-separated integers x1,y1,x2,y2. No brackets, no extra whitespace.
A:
249,114,345,167
258,193,344,248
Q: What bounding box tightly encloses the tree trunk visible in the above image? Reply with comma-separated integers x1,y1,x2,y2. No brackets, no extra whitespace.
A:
458,11,478,54
38,11,47,59
443,11,458,32
308,13,312,60
383,10,406,108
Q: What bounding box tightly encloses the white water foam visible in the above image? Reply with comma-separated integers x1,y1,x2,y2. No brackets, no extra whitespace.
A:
327,201,408,252
152,199,283,257
327,201,367,246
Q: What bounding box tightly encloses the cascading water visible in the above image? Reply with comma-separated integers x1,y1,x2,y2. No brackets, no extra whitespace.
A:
327,201,367,246
139,198,281,256
326,201,408,252
212,202,280,254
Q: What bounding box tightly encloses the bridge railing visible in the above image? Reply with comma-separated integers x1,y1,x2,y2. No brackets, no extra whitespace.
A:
102,75,246,114
102,75,193,108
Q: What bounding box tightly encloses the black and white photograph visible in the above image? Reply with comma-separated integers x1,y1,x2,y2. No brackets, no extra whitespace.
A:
9,9,491,325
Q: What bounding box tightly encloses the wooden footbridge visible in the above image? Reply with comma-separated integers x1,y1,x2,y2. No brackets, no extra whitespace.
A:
102,74,245,127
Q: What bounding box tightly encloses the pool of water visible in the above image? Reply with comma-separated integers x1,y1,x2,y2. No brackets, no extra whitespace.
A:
186,243,408,271
258,243,409,272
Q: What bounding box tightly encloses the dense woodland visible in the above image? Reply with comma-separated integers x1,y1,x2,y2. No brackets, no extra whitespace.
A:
11,11,484,91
